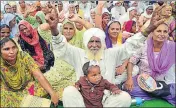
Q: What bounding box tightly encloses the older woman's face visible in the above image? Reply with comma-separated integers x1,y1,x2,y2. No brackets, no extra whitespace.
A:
62,23,75,41
165,7,172,17
1,40,18,63
108,22,121,39
36,16,42,24
5,5,12,13
69,5,75,14
146,7,153,15
1,27,10,38
153,24,169,42
19,24,31,36
11,5,17,13
87,36,102,54
90,11,95,20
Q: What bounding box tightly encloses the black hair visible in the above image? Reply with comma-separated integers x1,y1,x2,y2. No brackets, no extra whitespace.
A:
0,37,17,53
0,24,11,30
82,61,100,76
82,62,90,76
109,21,121,30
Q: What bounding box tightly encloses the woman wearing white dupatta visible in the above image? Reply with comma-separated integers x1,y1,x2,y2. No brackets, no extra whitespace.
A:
118,7,137,29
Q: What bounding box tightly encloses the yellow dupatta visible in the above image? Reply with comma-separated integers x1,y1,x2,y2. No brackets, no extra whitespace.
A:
117,32,123,45
0,51,38,91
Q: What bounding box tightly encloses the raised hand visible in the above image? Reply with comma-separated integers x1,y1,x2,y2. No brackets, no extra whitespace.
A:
68,14,80,23
45,5,59,29
45,9,59,36
144,5,166,34
27,5,36,13
98,1,107,8
58,12,65,23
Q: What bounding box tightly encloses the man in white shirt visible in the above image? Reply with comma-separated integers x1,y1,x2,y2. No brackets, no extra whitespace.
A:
45,4,166,107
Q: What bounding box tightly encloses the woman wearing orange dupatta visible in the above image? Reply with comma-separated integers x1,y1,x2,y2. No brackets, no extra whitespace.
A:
18,20,54,73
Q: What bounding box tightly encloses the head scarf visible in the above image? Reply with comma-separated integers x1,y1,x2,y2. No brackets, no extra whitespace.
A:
2,13,19,38
147,37,175,78
105,21,123,48
0,37,25,91
90,8,96,24
102,12,111,31
62,19,83,48
37,23,52,44
62,19,76,39
119,7,136,28
83,28,106,49
124,20,134,32
18,20,44,67
142,5,153,19
35,11,46,24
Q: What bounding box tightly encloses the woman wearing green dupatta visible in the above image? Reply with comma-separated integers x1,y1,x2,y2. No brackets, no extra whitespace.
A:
44,15,93,100
44,19,84,100
0,37,58,107
36,11,52,50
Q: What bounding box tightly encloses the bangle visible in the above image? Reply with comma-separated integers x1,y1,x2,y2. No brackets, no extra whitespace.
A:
95,10,102,16
141,29,149,37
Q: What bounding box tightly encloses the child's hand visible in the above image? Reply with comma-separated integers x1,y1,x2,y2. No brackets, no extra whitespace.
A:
75,85,80,90
112,88,122,95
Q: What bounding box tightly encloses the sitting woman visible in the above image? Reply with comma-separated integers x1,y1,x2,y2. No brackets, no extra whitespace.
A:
44,15,93,100
122,20,137,42
105,20,139,85
18,20,54,73
0,37,58,107
124,23,175,106
1,24,11,38
1,13,19,38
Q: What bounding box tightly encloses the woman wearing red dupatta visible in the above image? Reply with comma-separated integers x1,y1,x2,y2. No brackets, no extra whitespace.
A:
18,20,54,73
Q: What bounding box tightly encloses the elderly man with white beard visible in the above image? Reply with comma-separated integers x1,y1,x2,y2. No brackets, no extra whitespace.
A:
46,3,166,107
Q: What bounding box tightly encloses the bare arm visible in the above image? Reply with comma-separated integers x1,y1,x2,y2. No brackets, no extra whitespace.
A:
32,70,58,106
124,62,134,91
68,14,93,29
127,62,134,79
94,1,106,29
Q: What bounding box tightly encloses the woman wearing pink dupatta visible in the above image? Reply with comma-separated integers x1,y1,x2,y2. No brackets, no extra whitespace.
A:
124,23,175,106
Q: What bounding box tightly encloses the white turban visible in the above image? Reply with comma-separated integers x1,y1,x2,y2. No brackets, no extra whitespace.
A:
83,28,106,49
